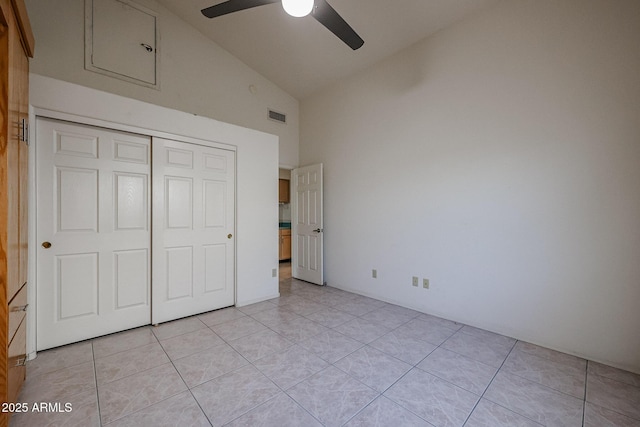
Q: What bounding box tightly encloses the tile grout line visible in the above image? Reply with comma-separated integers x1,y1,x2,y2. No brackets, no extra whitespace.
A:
277,364,336,427
584,367,640,423
459,338,525,427
174,327,275,427
335,392,381,426
402,325,483,426
90,341,104,427
490,348,590,401
98,329,209,426
582,360,589,427
23,279,638,427
435,326,592,409
160,304,317,426
335,315,448,426
222,296,335,425
284,282,472,426
251,285,383,426
134,329,215,427
157,331,207,424
97,297,550,426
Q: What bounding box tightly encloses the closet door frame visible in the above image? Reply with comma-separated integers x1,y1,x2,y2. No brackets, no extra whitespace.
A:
29,109,237,352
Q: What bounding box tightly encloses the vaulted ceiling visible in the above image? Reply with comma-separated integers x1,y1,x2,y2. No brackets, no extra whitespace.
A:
157,0,499,99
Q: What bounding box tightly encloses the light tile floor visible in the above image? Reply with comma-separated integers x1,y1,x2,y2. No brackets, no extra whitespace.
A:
12,274,640,426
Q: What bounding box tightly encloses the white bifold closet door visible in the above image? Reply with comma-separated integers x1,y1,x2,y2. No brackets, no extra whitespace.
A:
151,138,235,324
36,118,151,350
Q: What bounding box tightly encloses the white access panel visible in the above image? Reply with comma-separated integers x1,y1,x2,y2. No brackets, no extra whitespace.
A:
36,118,151,350
152,138,236,324
85,0,158,87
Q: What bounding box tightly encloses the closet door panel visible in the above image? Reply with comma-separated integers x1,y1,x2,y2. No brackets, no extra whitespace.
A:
152,137,235,324
36,118,151,350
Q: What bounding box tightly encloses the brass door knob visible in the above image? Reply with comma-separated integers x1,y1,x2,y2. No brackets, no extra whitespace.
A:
227,234,233,239
42,241,52,249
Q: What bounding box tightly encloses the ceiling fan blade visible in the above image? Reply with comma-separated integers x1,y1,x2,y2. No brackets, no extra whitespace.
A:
201,0,280,19
312,0,364,50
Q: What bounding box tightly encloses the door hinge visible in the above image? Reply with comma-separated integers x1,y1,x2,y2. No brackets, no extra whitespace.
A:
19,118,29,145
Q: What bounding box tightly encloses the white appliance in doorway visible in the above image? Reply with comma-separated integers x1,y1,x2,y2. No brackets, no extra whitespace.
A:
291,163,324,285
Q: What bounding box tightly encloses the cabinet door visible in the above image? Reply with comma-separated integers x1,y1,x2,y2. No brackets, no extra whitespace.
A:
282,233,292,260
6,24,29,303
1,0,34,416
278,179,290,203
7,319,26,405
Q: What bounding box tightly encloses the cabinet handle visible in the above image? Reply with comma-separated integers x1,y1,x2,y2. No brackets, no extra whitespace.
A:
16,358,27,367
11,304,28,312
19,118,29,144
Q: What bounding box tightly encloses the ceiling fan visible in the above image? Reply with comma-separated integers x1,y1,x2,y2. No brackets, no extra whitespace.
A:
201,0,364,50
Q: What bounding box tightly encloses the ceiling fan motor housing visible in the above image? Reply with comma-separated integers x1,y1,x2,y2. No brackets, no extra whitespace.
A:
201,0,364,50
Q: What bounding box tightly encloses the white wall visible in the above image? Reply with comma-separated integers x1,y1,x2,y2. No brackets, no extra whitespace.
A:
28,75,280,355
300,0,640,373
25,0,299,167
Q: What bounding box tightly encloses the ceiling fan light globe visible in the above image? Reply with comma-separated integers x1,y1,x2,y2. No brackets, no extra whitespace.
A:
282,0,314,17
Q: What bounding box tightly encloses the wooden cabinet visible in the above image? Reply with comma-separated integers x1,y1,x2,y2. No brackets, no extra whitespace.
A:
279,229,291,261
278,179,290,203
0,0,34,424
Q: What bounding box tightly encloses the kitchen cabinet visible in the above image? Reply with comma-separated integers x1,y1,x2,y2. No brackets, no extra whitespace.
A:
0,0,34,424
279,229,291,261
278,179,290,203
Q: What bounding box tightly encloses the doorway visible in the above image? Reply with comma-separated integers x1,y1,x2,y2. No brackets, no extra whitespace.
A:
278,168,292,282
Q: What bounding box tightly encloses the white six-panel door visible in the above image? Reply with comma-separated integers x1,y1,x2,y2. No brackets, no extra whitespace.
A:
36,118,151,350
292,163,324,285
151,138,235,324
36,120,237,349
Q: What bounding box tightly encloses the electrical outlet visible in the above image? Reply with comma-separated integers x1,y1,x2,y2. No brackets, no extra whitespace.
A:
412,276,419,287
372,269,377,279
423,278,429,289
272,268,277,277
